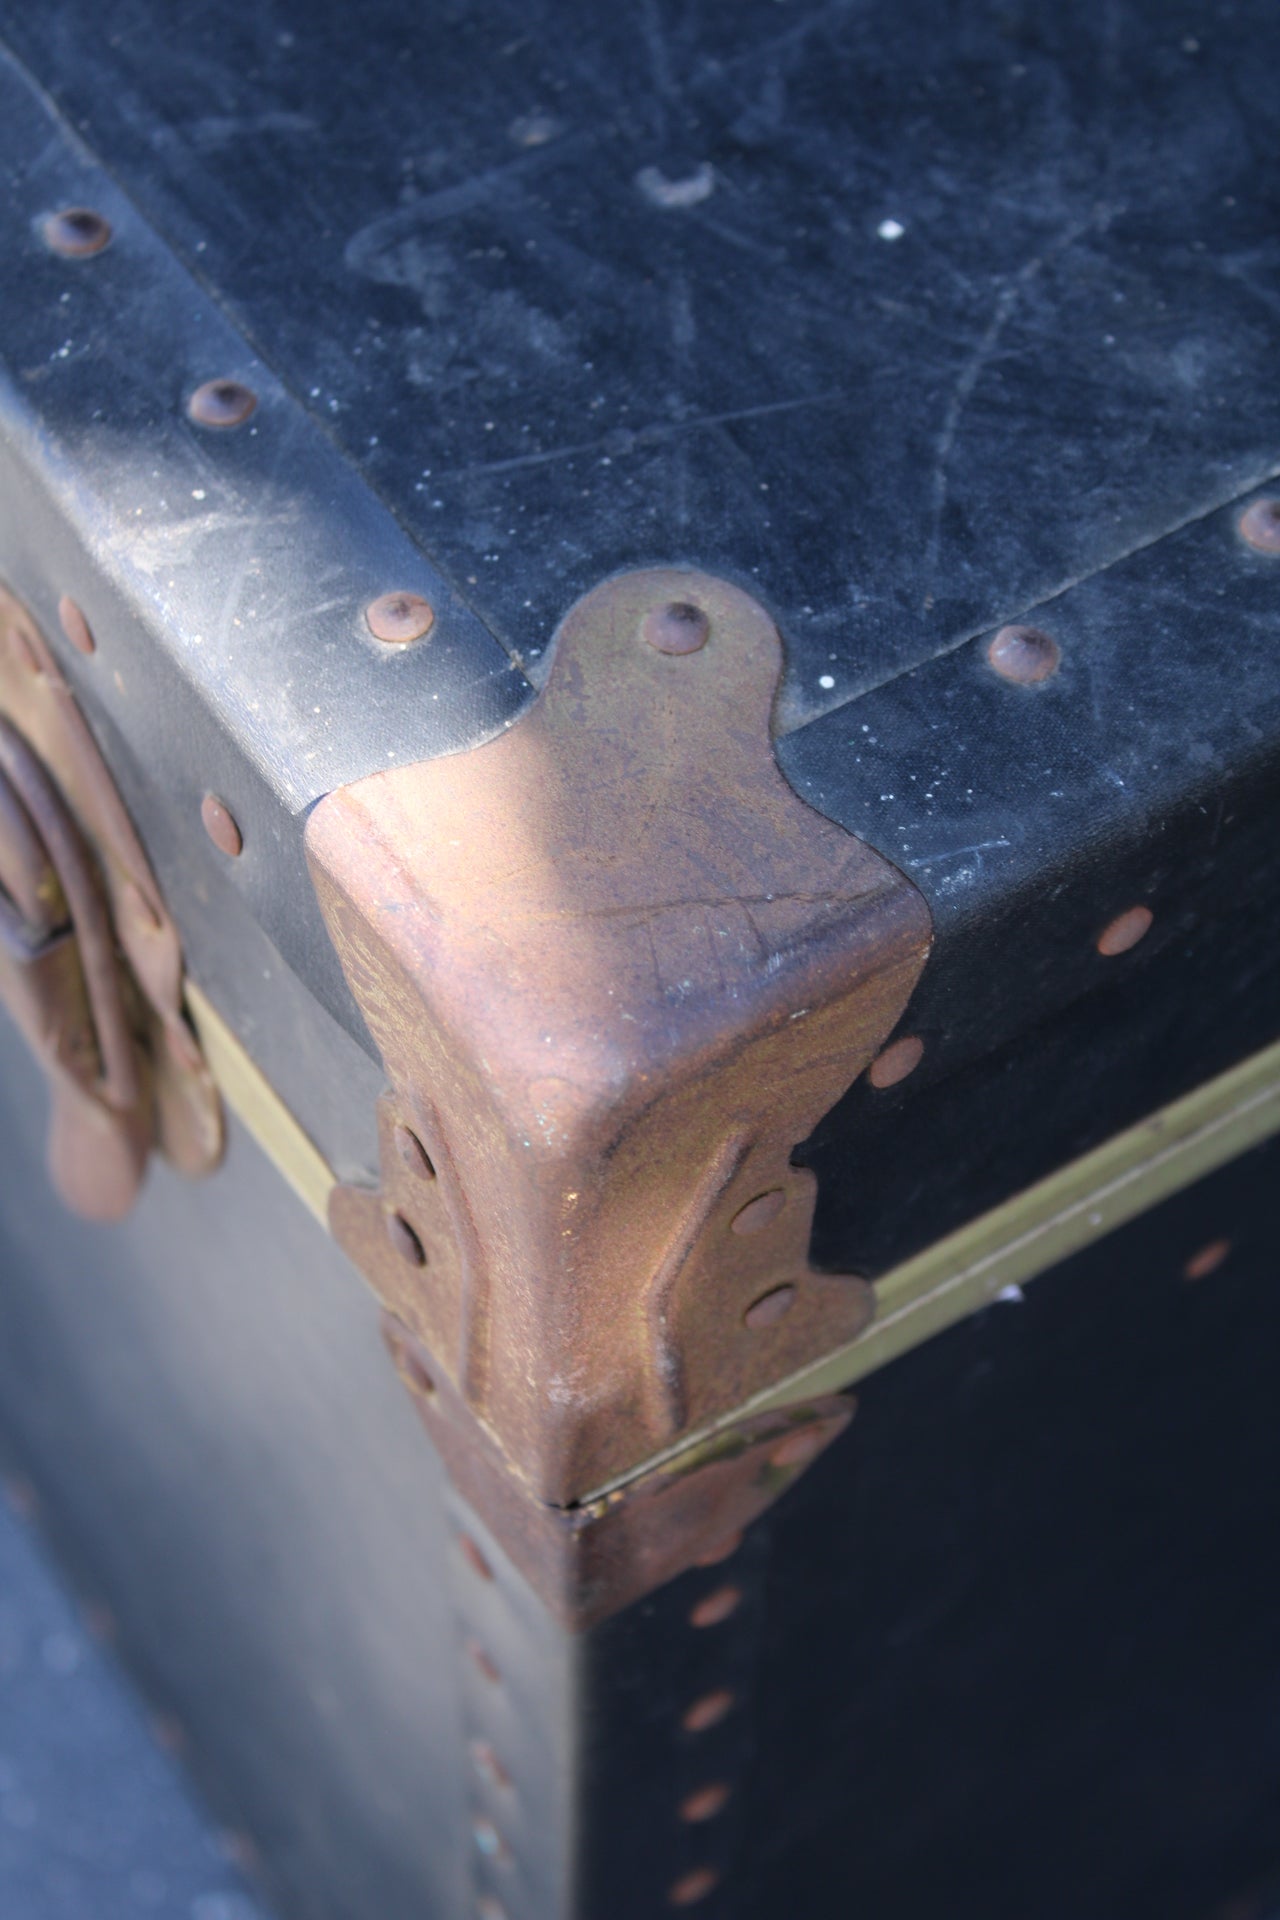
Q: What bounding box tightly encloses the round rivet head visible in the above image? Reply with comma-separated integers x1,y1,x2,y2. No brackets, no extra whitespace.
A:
1096,905,1153,956
458,1533,495,1581
188,378,257,428
642,601,710,654
1239,498,1280,555
57,595,96,656
868,1034,924,1089
681,1689,735,1733
743,1283,797,1329
470,1740,512,1791
385,1211,425,1267
200,792,242,857
42,207,112,257
366,591,435,644
679,1782,732,1824
471,1818,511,1865
668,1867,720,1906
1183,1238,1231,1282
688,1584,742,1628
466,1638,502,1685
987,623,1061,685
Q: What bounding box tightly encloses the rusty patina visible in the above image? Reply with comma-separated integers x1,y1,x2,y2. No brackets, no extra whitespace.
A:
308,568,931,1616
382,1306,855,1631
0,586,222,1218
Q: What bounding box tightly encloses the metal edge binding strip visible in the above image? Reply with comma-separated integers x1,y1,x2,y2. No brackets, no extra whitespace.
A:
585,1031,1280,1502
184,981,334,1228
182,985,1280,1496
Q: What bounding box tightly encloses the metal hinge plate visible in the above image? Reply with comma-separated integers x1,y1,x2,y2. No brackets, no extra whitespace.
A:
0,587,221,1218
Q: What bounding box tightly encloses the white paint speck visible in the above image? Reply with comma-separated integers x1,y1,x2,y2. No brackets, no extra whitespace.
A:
819,673,835,689
191,488,206,500
996,1284,1025,1304
877,218,905,241
636,163,715,209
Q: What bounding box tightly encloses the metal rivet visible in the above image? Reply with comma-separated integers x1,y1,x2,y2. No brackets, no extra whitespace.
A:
689,1585,742,1628
470,1740,512,1791
769,1425,827,1470
642,601,710,655
366,591,435,644
681,1689,735,1732
679,1782,732,1824
1184,1238,1231,1282
42,207,112,257
1096,905,1153,956
57,595,96,656
692,1530,743,1568
868,1034,924,1089
986,623,1061,684
188,378,257,429
743,1283,797,1329
200,792,243,857
731,1189,785,1235
466,1639,501,1685
385,1210,425,1267
394,1123,436,1179
668,1867,721,1906
459,1533,495,1581
472,1818,511,1865
1239,499,1280,555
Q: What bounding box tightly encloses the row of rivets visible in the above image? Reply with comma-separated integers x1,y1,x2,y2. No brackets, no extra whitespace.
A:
660,1432,824,1908
452,1523,518,1920
38,203,439,871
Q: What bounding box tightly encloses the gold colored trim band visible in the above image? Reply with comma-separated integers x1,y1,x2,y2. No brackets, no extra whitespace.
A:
183,979,1280,1501
589,1033,1280,1502
185,981,336,1227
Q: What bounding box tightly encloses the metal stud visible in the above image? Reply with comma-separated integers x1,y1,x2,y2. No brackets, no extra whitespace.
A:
200,792,243,857
366,592,435,644
188,379,257,429
42,207,112,257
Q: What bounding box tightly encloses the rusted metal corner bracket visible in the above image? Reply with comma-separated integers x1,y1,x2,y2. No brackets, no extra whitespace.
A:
306,569,932,1626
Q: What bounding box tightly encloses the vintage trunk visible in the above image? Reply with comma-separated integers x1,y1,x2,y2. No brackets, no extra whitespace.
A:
0,3,1278,1916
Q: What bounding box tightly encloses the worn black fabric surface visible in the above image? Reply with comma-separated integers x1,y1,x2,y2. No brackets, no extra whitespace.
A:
581,1134,1280,1920
1,0,1278,729
0,1477,271,1920
745,1133,1280,1920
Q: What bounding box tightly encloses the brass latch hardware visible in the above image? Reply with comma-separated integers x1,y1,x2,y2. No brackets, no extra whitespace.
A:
308,569,933,1623
0,587,221,1219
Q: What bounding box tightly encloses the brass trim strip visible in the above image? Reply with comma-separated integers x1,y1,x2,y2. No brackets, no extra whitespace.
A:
185,981,336,1227
586,1034,1280,1502
179,975,1280,1502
